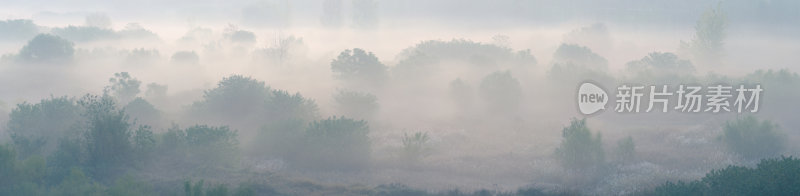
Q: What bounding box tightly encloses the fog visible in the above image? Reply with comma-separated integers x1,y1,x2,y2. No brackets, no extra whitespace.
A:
1,0,799,195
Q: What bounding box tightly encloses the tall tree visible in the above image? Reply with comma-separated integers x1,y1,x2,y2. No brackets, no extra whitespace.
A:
681,4,727,66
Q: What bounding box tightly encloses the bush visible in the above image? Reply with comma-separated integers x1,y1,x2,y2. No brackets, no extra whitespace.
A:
0,145,48,195
653,156,800,195
295,116,371,170
401,132,431,162
50,168,105,196
47,138,85,185
721,116,785,160
106,175,153,196
7,96,81,158
157,125,239,168
554,118,604,170
193,75,317,124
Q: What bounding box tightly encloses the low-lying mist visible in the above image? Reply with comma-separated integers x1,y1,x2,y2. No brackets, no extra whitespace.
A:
1,1,800,195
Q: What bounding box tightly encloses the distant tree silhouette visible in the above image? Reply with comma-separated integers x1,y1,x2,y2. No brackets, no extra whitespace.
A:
680,4,726,66
625,52,695,83
0,19,39,41
552,43,608,69
331,48,388,89
51,26,117,42
104,72,141,105
17,34,74,63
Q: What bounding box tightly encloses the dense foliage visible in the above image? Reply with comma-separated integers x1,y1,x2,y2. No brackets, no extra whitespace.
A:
654,156,800,196
555,119,605,170
17,34,75,63
721,116,785,160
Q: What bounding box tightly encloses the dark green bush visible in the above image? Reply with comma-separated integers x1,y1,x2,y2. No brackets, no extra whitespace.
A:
721,116,785,160
401,131,431,162
191,75,318,130
295,116,371,170
555,118,604,170
157,125,239,168
7,96,81,158
654,156,800,196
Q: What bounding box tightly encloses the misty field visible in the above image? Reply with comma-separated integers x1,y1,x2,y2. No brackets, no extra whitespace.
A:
1,0,800,195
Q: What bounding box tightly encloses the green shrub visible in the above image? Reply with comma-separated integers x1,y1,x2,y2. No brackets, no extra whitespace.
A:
654,156,800,195
554,118,604,170
295,116,371,170
401,131,431,162
7,96,81,158
721,116,785,160
50,168,105,196
157,125,239,168
191,75,318,129
47,138,85,185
